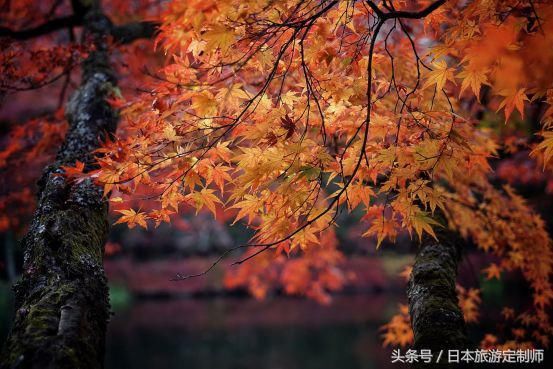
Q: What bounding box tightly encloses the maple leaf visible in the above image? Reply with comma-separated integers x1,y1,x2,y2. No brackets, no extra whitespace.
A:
497,88,528,121
534,289,553,309
191,91,218,117
65,0,553,351
97,167,121,196
280,115,296,139
532,131,553,166
114,209,148,229
207,164,232,192
163,124,179,142
279,91,299,108
399,265,413,282
216,84,250,110
298,165,321,181
61,160,86,179
203,24,235,52
381,304,414,347
410,211,441,241
483,263,501,280
149,209,175,227
457,67,489,100
187,39,206,57
422,60,456,91
363,217,397,249
345,182,373,209
187,188,222,217
457,285,481,323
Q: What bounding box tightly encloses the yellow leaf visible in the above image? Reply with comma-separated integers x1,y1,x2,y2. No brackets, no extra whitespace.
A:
531,130,553,167
411,211,441,241
115,209,148,229
191,91,218,117
457,67,489,100
422,60,456,91
98,169,121,196
187,188,222,217
216,84,250,109
203,24,235,52
187,39,206,57
163,124,178,142
231,195,261,224
381,304,413,347
363,217,397,248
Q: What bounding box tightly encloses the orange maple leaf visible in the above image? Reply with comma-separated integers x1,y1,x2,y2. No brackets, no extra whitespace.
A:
483,263,502,280
498,88,528,121
114,209,148,229
422,60,456,91
61,160,86,179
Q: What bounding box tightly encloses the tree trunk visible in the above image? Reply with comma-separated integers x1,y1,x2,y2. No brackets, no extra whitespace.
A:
1,3,117,369
407,226,470,367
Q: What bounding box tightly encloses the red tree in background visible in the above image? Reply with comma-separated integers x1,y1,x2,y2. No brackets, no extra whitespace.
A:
0,0,159,367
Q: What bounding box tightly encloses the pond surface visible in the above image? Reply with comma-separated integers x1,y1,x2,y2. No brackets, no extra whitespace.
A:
0,282,406,368
105,294,405,369
1,272,526,369
3,281,535,369
0,272,402,369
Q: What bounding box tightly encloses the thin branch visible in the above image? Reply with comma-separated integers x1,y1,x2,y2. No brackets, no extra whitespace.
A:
0,16,159,44
111,21,160,44
0,15,82,40
366,0,446,20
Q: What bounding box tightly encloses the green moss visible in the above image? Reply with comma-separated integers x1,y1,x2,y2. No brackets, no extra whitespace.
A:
1,3,118,367
408,230,470,362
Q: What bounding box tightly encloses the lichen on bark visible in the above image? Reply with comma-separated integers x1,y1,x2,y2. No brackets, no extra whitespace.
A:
0,2,118,368
407,225,471,368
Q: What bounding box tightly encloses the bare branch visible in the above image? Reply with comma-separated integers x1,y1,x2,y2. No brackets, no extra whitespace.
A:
111,21,159,44
0,16,158,44
366,0,446,20
0,15,81,40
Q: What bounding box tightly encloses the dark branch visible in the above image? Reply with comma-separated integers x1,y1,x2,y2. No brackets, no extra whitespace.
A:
0,15,158,44
111,21,159,44
367,0,446,20
0,15,82,40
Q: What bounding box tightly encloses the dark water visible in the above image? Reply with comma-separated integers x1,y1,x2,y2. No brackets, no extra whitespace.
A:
0,282,405,368
5,280,545,369
0,283,11,345
105,295,404,369
3,282,548,368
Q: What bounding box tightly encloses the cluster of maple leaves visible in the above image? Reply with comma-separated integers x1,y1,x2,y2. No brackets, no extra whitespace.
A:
1,0,553,350
224,229,351,304
0,0,162,232
0,113,67,233
91,0,553,348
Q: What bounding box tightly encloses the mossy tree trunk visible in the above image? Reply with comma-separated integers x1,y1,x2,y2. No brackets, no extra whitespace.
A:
407,226,470,368
1,2,119,368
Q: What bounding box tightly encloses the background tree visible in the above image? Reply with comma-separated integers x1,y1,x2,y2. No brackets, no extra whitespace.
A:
0,0,157,368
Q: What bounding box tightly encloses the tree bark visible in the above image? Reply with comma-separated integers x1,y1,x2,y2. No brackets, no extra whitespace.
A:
407,226,470,367
1,2,117,369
